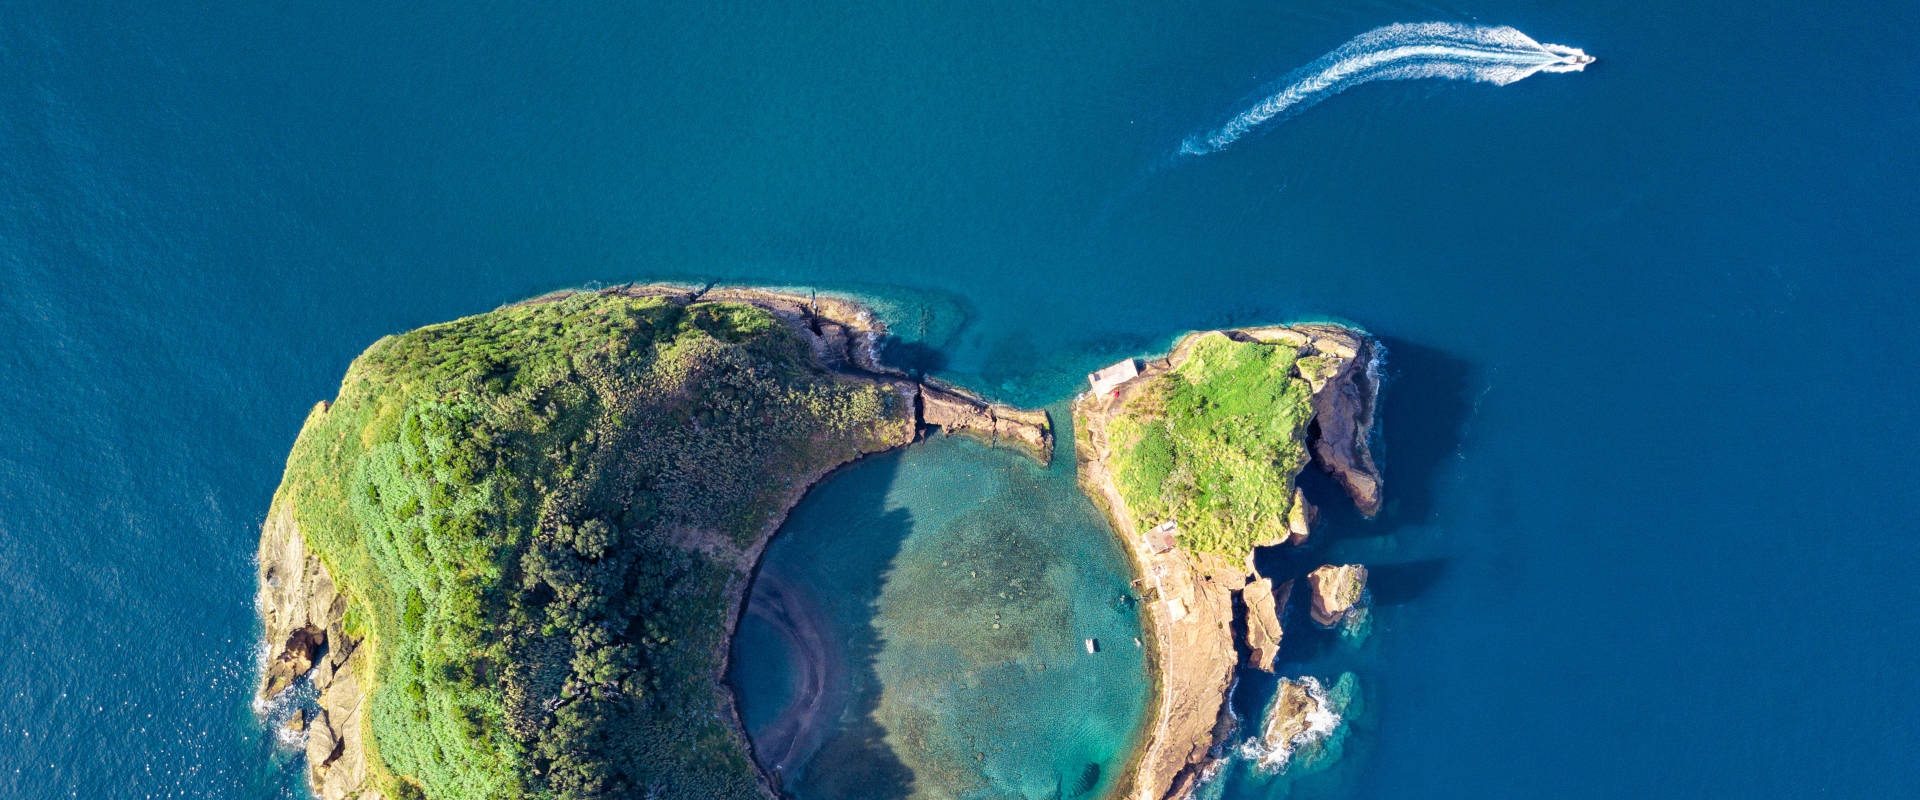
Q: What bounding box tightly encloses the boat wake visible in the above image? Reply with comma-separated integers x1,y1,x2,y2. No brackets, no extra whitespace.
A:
1180,22,1591,156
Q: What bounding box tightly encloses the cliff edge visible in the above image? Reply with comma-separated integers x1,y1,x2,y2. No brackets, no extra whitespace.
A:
254,285,1048,800
258,496,382,800
1073,324,1382,800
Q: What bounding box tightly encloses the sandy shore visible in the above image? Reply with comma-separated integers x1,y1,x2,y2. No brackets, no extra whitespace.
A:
740,571,850,777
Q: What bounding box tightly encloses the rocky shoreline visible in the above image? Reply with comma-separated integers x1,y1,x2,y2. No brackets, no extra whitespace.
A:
1072,324,1382,800
254,284,1052,800
256,289,1379,800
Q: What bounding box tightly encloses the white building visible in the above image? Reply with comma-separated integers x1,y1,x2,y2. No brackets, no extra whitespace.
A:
1144,520,1178,555
1087,358,1140,398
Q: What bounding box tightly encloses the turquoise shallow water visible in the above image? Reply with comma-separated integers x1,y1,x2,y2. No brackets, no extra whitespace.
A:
731,429,1149,800
4,0,1919,798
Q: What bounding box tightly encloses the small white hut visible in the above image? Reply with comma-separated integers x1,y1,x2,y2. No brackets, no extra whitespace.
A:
1087,359,1140,398
1144,520,1178,555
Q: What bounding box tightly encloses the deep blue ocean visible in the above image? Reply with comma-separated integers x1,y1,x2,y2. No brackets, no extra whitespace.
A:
3,1,1917,798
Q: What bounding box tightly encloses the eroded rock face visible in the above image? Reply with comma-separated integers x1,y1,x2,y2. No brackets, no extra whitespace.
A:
921,382,992,432
310,646,376,800
1285,488,1315,546
1307,564,1368,627
257,499,383,800
919,380,1053,462
1242,578,1285,672
1291,326,1382,517
1258,678,1322,765
992,405,1053,457
263,625,325,699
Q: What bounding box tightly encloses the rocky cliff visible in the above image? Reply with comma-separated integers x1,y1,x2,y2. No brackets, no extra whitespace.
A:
1073,323,1383,800
255,285,1051,800
257,497,382,800
1242,578,1289,672
1307,564,1369,627
1256,325,1383,517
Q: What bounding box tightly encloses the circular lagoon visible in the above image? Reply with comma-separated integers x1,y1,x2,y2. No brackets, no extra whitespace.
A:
730,431,1150,800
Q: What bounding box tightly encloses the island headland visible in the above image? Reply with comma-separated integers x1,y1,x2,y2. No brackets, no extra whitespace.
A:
1072,324,1381,800
255,284,1048,800
256,285,1377,800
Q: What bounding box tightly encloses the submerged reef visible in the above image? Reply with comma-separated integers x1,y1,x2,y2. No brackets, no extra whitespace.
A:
1073,324,1382,800
255,285,1048,800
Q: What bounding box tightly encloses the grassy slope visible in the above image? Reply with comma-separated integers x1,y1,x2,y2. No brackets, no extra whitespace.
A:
273,293,906,800
1105,333,1315,559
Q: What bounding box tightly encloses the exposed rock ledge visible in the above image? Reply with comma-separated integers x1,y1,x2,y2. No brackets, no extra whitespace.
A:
257,494,381,800
1242,324,1382,517
1256,678,1324,768
1242,578,1289,673
1073,323,1383,800
919,378,1054,461
1307,564,1368,628
256,285,1050,800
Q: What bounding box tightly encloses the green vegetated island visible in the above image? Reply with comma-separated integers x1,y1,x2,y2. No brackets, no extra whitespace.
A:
255,285,1380,800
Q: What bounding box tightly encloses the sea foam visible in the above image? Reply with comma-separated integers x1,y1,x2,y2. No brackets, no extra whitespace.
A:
1238,676,1344,772
1181,22,1590,156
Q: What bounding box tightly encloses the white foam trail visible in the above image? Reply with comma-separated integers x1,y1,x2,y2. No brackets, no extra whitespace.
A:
1182,22,1590,156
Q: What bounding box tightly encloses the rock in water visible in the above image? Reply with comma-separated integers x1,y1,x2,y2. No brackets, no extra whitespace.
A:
1307,564,1368,627
262,625,324,699
1242,578,1285,671
1263,679,1320,753
919,380,1053,462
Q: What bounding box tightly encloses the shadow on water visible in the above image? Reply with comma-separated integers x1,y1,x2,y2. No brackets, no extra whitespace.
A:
880,339,950,377
791,553,917,800
730,452,917,800
1365,559,1448,608
1273,336,1472,544
1368,336,1473,535
1244,338,1472,669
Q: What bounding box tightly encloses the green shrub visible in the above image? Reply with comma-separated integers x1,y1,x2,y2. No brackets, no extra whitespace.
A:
274,293,905,800
1106,334,1315,559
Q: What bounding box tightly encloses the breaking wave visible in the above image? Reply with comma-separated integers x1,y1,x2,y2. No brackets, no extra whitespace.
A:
1237,676,1343,772
1181,22,1590,156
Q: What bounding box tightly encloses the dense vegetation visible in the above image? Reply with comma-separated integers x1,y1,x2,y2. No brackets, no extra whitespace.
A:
273,292,908,800
1105,333,1315,558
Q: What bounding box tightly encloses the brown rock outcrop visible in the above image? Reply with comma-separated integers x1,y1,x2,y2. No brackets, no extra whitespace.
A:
263,625,324,699
1307,564,1368,627
1285,488,1315,546
918,379,1053,463
920,382,993,433
1290,325,1383,517
1241,578,1286,672
1073,322,1383,800
1257,678,1323,766
257,499,383,800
